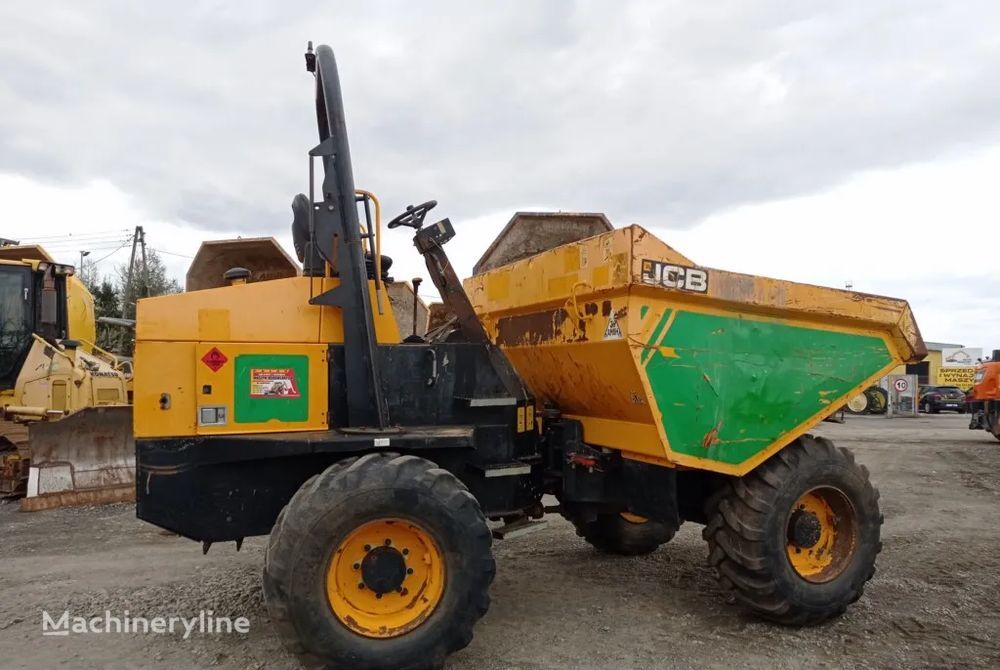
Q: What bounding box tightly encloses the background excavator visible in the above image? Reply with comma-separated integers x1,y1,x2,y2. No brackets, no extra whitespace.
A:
0,241,133,509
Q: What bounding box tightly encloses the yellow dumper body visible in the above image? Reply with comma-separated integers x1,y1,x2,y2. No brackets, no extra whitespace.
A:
466,225,925,476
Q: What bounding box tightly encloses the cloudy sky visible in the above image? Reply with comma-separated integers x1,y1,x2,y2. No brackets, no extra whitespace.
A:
1,1,998,349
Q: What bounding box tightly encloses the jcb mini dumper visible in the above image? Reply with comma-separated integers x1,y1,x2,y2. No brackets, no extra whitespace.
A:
134,43,926,670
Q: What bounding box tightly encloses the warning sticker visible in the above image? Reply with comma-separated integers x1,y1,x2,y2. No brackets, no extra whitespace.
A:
249,368,301,398
604,313,623,340
201,347,228,372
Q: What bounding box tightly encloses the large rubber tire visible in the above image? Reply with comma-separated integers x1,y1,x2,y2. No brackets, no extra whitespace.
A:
844,393,870,415
564,506,676,556
865,386,888,415
703,435,882,626
263,453,495,670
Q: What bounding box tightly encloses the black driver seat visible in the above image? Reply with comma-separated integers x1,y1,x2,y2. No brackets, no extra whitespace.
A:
290,193,392,280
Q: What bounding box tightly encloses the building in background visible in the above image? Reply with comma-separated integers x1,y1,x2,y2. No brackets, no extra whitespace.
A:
890,342,982,388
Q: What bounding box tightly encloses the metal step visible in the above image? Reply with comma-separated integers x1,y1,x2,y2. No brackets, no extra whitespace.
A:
482,462,532,478
492,517,547,541
456,396,518,407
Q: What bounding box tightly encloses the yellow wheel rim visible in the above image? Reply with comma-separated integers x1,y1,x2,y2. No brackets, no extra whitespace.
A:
785,487,858,583
619,512,648,524
326,518,445,639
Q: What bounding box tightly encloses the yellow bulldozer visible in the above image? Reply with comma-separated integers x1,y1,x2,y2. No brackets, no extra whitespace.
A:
0,243,133,509
130,43,925,670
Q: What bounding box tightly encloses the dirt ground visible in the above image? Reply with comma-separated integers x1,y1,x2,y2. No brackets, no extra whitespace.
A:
0,414,998,669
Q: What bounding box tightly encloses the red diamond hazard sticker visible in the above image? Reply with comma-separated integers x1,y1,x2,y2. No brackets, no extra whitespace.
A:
201,347,228,372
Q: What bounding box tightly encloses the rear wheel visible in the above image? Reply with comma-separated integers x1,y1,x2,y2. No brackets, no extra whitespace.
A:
263,453,495,670
864,387,888,415
563,505,676,555
703,435,882,626
845,393,870,415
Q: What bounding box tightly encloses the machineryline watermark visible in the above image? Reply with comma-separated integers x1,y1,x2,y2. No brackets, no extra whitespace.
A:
41,610,250,639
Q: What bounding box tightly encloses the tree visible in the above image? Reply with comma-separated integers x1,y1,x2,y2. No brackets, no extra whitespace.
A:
91,280,120,351
79,248,182,355
79,263,122,351
114,248,182,321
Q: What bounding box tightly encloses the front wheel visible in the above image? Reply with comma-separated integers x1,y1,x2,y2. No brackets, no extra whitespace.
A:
263,453,495,670
703,435,882,626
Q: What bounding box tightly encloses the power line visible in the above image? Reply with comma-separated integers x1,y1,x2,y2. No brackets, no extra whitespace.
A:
43,241,131,251
88,238,135,265
26,238,128,245
32,235,131,248
26,234,129,242
20,230,130,242
148,247,194,259
21,228,130,239
32,232,131,241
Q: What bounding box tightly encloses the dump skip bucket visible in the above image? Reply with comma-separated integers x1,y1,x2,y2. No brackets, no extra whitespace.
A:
466,225,926,476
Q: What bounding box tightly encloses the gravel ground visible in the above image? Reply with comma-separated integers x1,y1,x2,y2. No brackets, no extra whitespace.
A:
0,413,998,669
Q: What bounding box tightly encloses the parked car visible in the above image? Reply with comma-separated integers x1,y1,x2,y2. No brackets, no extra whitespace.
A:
918,385,967,413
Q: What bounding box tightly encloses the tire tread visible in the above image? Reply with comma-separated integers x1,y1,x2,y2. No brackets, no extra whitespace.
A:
702,434,882,626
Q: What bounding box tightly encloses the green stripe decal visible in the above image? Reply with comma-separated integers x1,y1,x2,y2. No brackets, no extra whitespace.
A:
641,309,673,365
645,311,891,465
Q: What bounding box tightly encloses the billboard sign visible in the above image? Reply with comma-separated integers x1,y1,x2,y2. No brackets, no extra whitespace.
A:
937,367,976,389
941,347,983,367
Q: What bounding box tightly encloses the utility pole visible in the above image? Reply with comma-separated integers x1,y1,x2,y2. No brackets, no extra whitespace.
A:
122,226,142,319
119,225,144,354
79,250,90,277
139,226,149,299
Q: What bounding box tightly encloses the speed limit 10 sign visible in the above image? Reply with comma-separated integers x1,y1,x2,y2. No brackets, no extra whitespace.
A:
893,378,909,392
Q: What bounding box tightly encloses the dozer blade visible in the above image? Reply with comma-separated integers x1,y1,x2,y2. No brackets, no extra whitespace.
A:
21,405,135,512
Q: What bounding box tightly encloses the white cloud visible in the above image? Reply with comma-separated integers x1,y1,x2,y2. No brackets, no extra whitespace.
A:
652,145,1000,348
3,140,997,350
2,2,999,350
0,174,221,281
